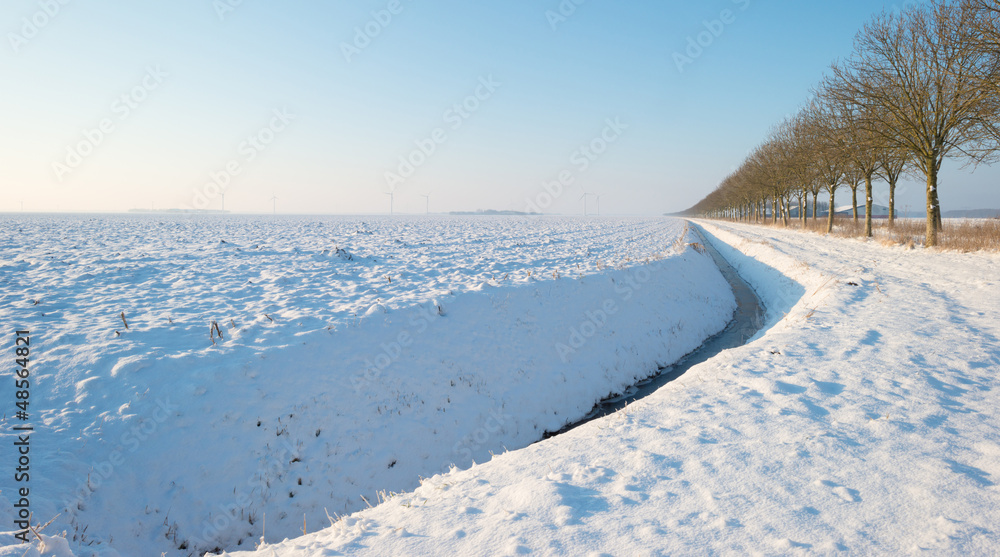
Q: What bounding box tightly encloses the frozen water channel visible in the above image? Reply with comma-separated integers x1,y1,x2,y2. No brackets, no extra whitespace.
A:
543,224,765,439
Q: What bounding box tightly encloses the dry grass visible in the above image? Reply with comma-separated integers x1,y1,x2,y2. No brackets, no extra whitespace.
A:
733,216,1000,252
937,219,1000,252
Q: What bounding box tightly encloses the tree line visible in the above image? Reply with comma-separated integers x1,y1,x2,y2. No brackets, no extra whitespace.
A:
686,0,1000,247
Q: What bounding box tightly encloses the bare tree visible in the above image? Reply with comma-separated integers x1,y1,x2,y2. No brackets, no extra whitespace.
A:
748,139,789,226
968,0,1000,144
875,147,910,226
830,1,1000,246
786,113,820,228
801,100,848,233
843,166,864,222
770,118,807,227
822,85,884,237
970,0,1000,47
808,177,823,221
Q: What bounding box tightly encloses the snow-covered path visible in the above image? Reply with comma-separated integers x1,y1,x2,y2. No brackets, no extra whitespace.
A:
222,219,1000,556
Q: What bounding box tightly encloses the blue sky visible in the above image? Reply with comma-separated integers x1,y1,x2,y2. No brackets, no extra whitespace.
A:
1,0,996,215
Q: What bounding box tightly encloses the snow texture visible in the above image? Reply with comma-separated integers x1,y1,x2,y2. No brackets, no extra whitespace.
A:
216,218,1000,557
0,215,736,556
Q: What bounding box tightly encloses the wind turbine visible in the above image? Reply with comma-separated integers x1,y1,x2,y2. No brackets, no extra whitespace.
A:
420,193,430,215
580,192,591,216
270,194,278,215
221,192,225,213
594,194,602,216
385,191,395,215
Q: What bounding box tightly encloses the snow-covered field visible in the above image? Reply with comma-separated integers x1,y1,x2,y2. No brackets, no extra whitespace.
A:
0,215,737,556
209,219,1000,556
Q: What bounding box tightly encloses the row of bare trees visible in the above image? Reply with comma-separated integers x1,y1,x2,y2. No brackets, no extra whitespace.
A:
687,0,1000,246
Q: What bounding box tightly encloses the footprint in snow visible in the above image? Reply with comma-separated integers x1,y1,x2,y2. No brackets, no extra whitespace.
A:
774,381,807,395
832,485,862,502
812,379,846,396
816,479,862,503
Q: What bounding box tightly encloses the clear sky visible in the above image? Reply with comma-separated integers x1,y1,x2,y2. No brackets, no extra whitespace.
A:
1,0,997,215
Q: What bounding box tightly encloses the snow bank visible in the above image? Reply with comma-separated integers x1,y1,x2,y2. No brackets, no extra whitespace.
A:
0,215,735,556
220,219,1000,556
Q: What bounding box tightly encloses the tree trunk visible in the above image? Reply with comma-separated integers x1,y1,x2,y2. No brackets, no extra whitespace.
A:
864,173,873,238
926,168,939,247
827,188,836,233
888,180,896,226
800,194,806,227
812,194,818,222
851,186,859,221
783,197,790,227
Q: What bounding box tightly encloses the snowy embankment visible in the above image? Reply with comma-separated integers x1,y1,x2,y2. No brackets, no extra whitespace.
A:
0,215,736,557
219,219,1000,556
